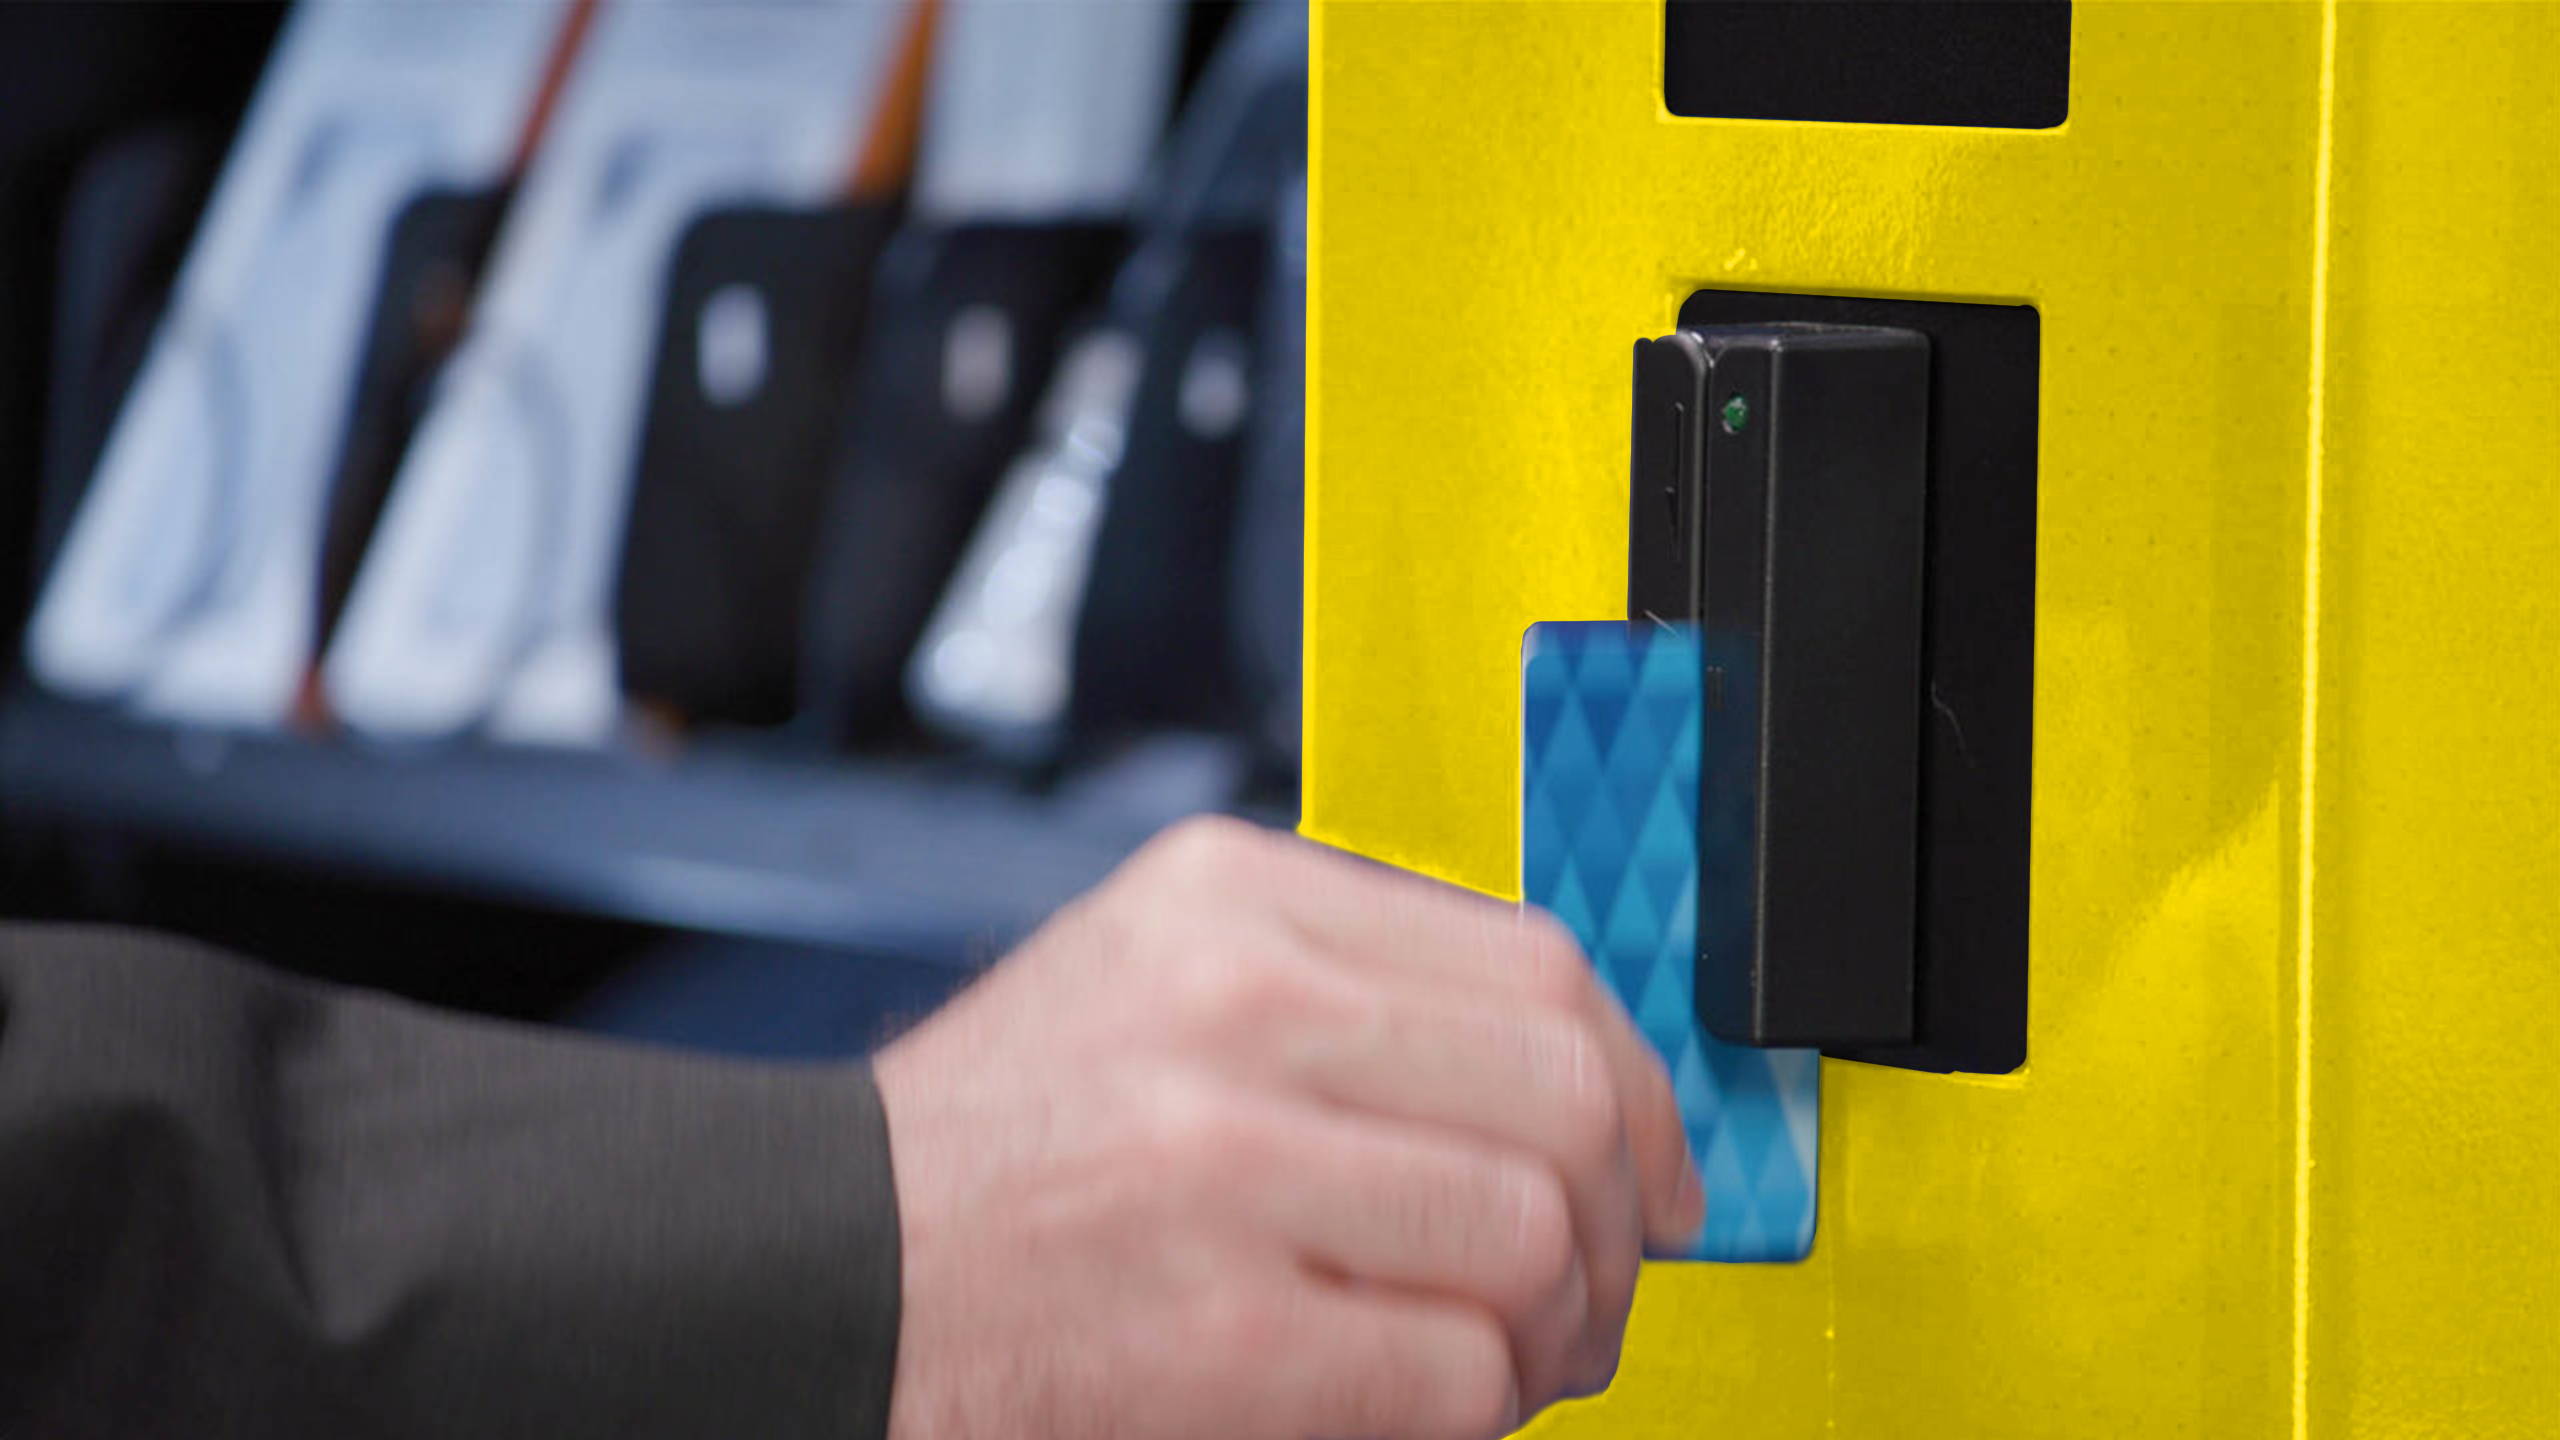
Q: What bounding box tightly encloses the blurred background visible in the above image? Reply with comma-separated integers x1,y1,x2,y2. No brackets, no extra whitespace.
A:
0,0,1305,1056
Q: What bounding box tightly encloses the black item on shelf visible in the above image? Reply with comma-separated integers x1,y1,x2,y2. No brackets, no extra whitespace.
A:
0,2,284,657
0,3,1302,1011
33,125,225,596
797,220,1126,748
1067,0,1306,749
312,185,512,663
1064,226,1268,743
614,202,896,728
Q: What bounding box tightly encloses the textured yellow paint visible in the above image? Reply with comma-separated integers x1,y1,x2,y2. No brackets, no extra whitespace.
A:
1300,0,2399,1432
2311,5,2560,1437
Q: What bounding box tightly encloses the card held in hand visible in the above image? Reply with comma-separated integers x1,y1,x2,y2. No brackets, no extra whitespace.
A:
1522,620,1818,1262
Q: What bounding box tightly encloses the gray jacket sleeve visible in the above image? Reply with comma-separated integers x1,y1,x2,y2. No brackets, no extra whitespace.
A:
0,922,902,1440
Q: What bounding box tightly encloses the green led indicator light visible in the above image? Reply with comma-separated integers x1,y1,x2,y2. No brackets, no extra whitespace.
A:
1720,393,1750,434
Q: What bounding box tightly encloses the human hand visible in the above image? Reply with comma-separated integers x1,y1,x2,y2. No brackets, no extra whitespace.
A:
874,817,1702,1440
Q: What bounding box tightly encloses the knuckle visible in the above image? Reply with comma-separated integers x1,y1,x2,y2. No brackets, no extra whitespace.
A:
1201,1109,1277,1191
1334,1309,1512,1440
1169,946,1250,1025
1582,1236,1641,1351
1512,910,1595,1009
1310,970,1392,1049
1591,1222,1642,1313
1545,1024,1625,1167
1193,1283,1288,1361
1370,1157,1462,1259
1263,966,1387,1078
1496,1161,1580,1303
1559,1235,1639,1400
1437,1316,1518,1439
1175,942,1322,1037
1565,1344,1624,1401
1232,947,1330,1025
1143,1078,1237,1170
1139,814,1269,891
1148,1083,1290,1207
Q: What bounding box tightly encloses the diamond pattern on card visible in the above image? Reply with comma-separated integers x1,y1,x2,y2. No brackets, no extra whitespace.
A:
1523,621,1817,1262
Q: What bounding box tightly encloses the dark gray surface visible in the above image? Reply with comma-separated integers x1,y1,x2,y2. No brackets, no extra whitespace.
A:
0,922,902,1440
0,693,1175,961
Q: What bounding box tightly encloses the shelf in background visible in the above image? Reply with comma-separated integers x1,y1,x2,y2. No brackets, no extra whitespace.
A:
0,693,1226,962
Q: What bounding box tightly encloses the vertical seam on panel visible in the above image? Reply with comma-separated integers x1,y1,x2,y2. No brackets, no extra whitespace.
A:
1297,0,1325,821
2292,3,2340,1437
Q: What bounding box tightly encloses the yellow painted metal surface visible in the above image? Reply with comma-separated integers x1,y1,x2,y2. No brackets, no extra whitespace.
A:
2310,5,2560,1436
1303,2,2560,1433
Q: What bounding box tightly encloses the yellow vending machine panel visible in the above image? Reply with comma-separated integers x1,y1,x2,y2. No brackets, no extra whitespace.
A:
1303,2,2560,1433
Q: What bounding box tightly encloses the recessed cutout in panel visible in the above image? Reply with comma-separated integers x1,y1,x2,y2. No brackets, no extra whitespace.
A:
1664,1,2070,130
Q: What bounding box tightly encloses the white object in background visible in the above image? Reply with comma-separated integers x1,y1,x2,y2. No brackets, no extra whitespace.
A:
895,0,1191,759
25,0,572,724
324,0,905,747
336,135,768,743
910,0,1182,224
906,330,1143,761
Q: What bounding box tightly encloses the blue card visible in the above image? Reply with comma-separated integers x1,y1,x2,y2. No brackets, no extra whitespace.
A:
1522,621,1818,1262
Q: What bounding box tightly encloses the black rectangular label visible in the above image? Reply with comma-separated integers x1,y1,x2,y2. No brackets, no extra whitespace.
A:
1664,0,2069,130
